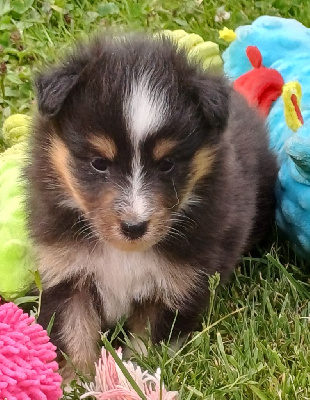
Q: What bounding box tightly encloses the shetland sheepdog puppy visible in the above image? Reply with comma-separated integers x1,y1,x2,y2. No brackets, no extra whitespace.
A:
24,33,278,376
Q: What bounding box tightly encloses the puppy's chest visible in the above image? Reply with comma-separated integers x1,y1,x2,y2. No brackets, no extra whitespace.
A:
93,247,167,324
38,243,196,326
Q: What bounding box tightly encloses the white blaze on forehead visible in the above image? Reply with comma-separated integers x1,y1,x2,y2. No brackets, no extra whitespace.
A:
123,71,169,219
124,71,169,142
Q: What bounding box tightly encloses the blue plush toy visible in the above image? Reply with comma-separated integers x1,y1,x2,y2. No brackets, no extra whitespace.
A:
222,16,310,257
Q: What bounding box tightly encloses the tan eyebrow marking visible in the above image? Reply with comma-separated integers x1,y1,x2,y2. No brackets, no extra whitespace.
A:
49,136,87,212
153,139,179,161
184,146,217,196
88,134,117,160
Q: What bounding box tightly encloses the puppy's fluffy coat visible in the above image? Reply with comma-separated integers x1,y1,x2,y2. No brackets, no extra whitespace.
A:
25,33,277,374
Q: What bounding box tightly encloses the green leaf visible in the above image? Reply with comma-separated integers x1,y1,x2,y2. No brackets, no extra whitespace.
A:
5,88,20,97
46,312,56,335
33,270,43,292
248,384,272,400
86,11,100,23
267,254,310,300
0,15,12,30
0,0,11,17
6,74,23,85
0,31,9,46
11,0,34,14
173,17,188,27
55,0,66,7
98,2,120,17
51,5,65,13
14,296,39,305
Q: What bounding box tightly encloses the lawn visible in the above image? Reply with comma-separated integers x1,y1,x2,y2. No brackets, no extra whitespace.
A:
1,0,310,399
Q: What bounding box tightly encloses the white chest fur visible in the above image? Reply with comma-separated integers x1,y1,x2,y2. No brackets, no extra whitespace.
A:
92,245,169,324
37,242,197,326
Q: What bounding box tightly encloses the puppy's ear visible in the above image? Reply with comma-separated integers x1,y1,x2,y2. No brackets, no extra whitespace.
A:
193,75,230,133
35,67,80,118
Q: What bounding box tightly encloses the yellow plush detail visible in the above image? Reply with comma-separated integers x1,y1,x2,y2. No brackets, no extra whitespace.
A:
161,29,187,41
177,33,204,49
282,81,303,132
161,30,223,74
219,27,237,43
2,114,32,147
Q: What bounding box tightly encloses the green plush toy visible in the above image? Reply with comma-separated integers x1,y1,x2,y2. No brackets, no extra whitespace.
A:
0,32,222,301
0,114,35,301
161,29,223,74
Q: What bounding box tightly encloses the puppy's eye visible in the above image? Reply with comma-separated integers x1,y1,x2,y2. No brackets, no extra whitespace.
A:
158,158,174,173
90,157,109,173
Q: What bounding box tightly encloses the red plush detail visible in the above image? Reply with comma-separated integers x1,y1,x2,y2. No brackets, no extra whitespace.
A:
291,94,304,125
234,46,284,117
246,46,262,68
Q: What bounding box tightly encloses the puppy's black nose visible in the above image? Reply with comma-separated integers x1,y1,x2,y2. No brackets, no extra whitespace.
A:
120,220,149,239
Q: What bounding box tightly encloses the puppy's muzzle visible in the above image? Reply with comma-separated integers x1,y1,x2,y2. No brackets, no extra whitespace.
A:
120,220,149,239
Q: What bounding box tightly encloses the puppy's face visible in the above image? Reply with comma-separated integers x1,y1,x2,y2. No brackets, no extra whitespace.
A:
35,35,229,251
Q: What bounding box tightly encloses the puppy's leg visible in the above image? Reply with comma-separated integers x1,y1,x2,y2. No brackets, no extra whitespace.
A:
38,280,101,380
124,303,158,357
127,302,198,355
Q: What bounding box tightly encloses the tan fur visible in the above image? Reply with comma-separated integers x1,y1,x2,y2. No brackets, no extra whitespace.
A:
153,139,179,161
181,146,217,206
89,187,172,251
127,303,158,335
126,303,186,357
189,147,217,189
49,137,88,212
125,303,157,356
88,134,117,160
36,241,201,323
60,290,101,375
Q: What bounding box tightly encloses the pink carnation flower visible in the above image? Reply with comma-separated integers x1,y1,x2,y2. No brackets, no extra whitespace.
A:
0,301,63,400
82,348,178,400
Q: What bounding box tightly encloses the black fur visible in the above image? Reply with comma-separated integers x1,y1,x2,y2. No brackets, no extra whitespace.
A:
24,33,278,375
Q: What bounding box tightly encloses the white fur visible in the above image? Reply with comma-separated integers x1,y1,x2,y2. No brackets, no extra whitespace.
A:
128,154,148,218
37,242,198,326
95,245,166,324
60,293,101,371
123,71,169,220
124,71,168,142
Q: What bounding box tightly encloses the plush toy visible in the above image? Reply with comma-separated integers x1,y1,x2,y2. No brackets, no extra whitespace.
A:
222,16,310,257
0,300,62,399
82,347,178,400
233,46,284,117
2,114,32,148
0,115,36,301
161,29,223,74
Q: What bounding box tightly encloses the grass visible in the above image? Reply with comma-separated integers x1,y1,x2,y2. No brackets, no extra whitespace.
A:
1,0,310,398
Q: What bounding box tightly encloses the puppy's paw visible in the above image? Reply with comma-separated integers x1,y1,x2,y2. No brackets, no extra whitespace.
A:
123,334,148,359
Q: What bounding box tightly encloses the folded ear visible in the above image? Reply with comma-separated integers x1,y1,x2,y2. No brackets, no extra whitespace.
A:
35,67,80,118
192,75,230,133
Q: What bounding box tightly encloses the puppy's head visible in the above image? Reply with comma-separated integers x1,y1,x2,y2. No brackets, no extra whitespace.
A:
34,34,230,251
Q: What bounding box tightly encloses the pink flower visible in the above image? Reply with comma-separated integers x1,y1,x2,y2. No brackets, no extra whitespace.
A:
0,301,62,400
82,348,178,400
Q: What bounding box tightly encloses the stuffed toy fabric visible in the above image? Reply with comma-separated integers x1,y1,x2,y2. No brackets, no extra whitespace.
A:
82,347,178,399
222,16,310,257
0,301,62,399
0,115,35,301
161,29,223,74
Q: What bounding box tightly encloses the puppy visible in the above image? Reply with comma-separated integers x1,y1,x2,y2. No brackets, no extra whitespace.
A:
24,33,278,375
